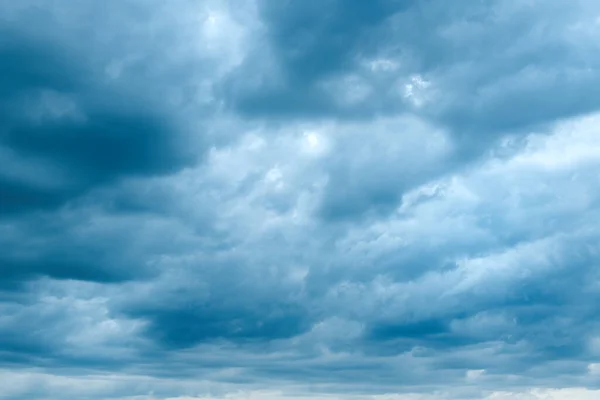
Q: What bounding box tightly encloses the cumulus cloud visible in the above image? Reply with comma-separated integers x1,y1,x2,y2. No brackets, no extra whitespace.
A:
3,1,600,399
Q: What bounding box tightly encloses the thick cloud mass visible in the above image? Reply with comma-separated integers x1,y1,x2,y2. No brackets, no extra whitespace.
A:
2,1,600,400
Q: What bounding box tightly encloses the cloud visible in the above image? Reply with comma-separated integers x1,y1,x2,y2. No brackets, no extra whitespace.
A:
225,0,600,152
0,0,257,217
3,1,600,400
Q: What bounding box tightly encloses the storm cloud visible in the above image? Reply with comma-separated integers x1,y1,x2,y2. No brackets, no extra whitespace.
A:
2,1,600,400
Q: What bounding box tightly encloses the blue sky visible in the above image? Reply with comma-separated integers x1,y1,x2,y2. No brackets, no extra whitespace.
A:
1,1,600,399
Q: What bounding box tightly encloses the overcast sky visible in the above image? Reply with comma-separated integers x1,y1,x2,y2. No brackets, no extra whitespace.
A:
2,1,600,399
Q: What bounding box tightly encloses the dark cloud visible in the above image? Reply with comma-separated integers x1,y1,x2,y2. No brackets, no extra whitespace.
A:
225,0,600,145
0,213,154,284
221,0,600,222
134,301,310,349
223,0,411,116
0,29,195,217
0,1,213,287
260,0,405,80
221,0,407,118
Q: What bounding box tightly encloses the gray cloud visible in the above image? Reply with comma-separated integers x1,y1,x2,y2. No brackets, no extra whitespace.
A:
3,1,600,400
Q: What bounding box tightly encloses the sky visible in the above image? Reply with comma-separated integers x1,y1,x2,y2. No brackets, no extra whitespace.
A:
1,0,600,399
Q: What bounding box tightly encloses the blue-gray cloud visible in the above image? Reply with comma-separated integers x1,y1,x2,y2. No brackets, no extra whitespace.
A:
3,1,600,400
0,46,194,216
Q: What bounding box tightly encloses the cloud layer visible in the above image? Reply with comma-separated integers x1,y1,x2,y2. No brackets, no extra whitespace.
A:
2,1,600,399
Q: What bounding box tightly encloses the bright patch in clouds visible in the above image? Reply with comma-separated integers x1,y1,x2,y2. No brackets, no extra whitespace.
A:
302,130,329,156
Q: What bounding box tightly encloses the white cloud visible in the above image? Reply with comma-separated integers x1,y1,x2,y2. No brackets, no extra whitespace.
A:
466,369,486,381
485,388,600,400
